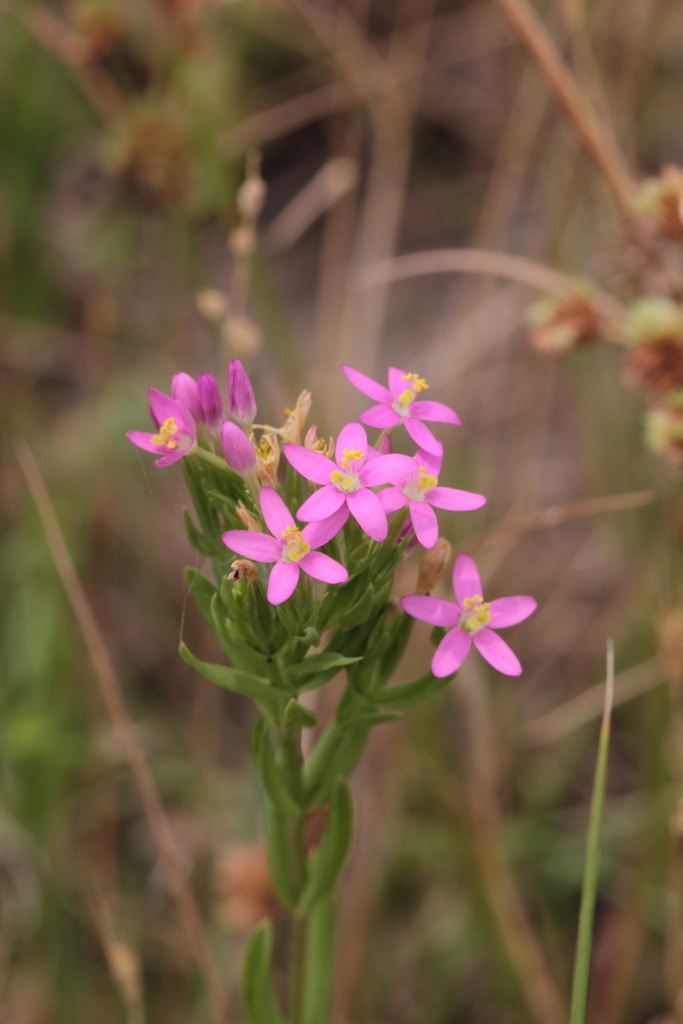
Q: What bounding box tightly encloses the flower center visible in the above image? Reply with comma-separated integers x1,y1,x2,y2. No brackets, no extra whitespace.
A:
403,465,439,501
280,524,311,562
330,469,361,492
392,373,429,416
152,417,179,449
340,448,364,469
460,594,491,634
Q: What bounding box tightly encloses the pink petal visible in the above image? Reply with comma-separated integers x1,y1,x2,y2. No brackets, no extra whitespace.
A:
409,500,438,548
259,486,295,537
342,364,391,403
410,400,461,425
403,416,442,453
335,422,368,466
222,530,282,562
428,486,487,511
400,595,460,628
127,430,165,454
282,444,332,485
297,485,347,521
473,629,522,676
360,405,401,429
302,505,349,547
388,367,407,396
299,551,349,584
346,487,388,542
453,553,483,605
360,453,416,487
377,487,407,513
155,448,191,467
432,628,472,677
148,389,195,437
415,446,443,475
267,562,300,605
488,596,537,629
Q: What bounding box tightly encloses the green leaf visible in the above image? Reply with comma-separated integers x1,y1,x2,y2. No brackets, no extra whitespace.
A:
184,567,217,624
242,921,287,1024
183,509,216,556
251,717,302,815
302,895,337,1024
284,697,318,732
179,642,285,716
264,799,300,909
376,671,453,709
289,651,362,688
296,779,353,916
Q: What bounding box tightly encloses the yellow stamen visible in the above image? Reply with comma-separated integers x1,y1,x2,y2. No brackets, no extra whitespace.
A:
340,448,364,469
418,466,438,492
401,372,429,392
281,524,311,562
461,595,491,633
152,417,179,448
397,389,416,407
256,437,275,464
330,470,357,491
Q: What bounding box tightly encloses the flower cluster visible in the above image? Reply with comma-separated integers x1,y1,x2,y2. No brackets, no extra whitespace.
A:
128,362,536,677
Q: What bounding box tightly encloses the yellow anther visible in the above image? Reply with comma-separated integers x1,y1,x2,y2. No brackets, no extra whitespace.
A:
418,466,438,492
256,437,275,464
340,448,364,469
330,470,357,492
397,389,416,407
280,525,310,562
401,372,429,392
460,595,491,634
463,595,484,609
152,417,179,448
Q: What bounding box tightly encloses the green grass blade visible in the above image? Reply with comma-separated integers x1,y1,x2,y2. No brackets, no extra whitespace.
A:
569,639,615,1024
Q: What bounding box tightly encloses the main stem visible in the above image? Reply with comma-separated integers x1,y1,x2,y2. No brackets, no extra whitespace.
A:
282,725,311,1024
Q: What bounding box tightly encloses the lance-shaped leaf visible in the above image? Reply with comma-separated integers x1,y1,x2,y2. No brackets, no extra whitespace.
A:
283,697,318,732
288,651,363,689
296,779,353,916
302,894,337,1024
375,671,454,709
264,799,300,909
251,717,302,816
242,921,287,1024
184,566,217,624
179,642,286,716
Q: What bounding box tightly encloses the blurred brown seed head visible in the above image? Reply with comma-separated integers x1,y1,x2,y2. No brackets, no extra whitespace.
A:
657,607,683,682
196,288,228,322
417,538,452,593
526,287,612,355
221,314,261,357
229,224,257,257
632,165,683,241
624,298,683,396
213,843,277,930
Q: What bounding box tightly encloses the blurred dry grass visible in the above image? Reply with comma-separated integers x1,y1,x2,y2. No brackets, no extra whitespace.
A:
2,0,683,1021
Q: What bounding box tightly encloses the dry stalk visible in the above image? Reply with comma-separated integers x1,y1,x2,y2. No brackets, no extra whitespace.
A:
14,440,228,1024
492,0,637,215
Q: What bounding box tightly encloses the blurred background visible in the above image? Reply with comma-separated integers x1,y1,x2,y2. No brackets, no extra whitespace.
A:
2,0,683,1020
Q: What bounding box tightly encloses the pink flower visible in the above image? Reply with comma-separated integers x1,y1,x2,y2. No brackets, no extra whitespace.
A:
401,553,536,677
220,421,257,477
282,422,415,543
342,365,460,455
378,448,486,549
222,487,349,605
228,360,257,428
127,388,197,467
172,372,201,420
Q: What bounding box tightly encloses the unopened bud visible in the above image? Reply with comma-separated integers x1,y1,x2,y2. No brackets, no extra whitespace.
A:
220,421,257,476
228,359,257,428
417,538,452,592
197,373,223,431
171,371,200,420
376,432,393,455
228,559,259,581
235,502,260,531
196,288,228,322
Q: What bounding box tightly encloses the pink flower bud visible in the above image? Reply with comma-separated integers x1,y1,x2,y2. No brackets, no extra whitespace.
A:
376,433,393,455
228,360,257,428
171,372,200,420
198,373,223,431
221,421,256,476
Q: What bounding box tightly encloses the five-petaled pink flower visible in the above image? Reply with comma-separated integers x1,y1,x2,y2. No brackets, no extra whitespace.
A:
127,389,197,467
222,487,349,605
283,422,415,543
401,553,536,677
378,447,486,549
342,365,460,455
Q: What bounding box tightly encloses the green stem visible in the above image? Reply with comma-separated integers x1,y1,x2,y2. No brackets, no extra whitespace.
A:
288,910,308,1024
279,723,311,1023
568,639,614,1024
192,445,242,479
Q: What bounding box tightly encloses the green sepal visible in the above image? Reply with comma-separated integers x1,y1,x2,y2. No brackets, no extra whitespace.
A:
301,894,337,1024
296,779,354,917
251,717,302,815
264,799,300,909
183,510,217,556
288,651,363,689
376,671,453,709
284,697,318,732
241,920,287,1024
179,642,286,716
